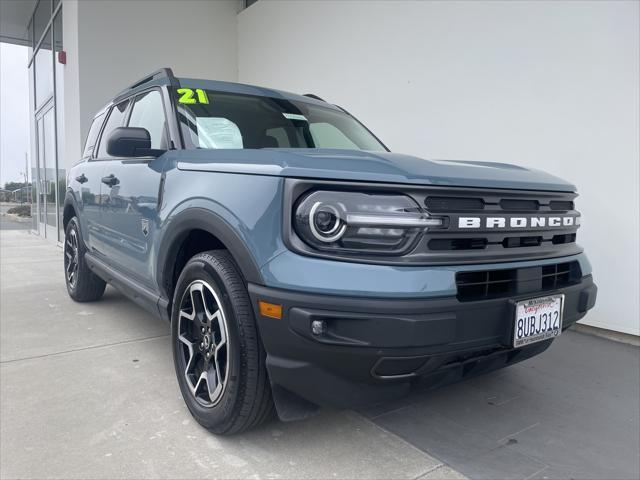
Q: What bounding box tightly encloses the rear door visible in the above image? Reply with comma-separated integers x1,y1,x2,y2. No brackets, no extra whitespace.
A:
96,89,170,287
73,111,107,252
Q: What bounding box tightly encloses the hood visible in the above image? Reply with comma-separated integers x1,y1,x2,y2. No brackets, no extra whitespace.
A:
174,148,575,192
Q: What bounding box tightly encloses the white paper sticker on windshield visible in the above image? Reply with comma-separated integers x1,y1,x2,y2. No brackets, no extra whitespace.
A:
196,117,243,149
283,113,308,121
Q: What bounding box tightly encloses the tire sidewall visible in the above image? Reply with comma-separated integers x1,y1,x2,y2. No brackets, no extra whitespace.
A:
171,255,243,429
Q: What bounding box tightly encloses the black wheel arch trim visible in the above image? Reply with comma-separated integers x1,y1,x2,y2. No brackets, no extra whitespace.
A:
156,207,265,312
62,191,80,228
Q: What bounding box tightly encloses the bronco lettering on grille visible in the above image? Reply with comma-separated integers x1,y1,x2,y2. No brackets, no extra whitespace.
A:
458,216,580,229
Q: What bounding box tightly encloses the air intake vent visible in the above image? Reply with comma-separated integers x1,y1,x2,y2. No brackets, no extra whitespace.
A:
502,236,542,248
500,199,539,211
552,233,576,245
425,197,484,212
455,261,582,301
549,200,574,211
428,238,487,250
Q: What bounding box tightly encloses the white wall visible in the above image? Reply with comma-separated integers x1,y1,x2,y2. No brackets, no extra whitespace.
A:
63,0,240,163
238,0,640,335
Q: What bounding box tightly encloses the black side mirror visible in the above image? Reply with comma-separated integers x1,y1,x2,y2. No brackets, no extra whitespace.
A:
106,127,163,158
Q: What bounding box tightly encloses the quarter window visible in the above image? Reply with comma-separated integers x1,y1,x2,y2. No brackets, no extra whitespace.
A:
128,90,168,149
82,112,106,158
96,101,130,158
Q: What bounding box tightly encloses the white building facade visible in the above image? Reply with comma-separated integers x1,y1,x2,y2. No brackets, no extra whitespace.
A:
1,0,638,336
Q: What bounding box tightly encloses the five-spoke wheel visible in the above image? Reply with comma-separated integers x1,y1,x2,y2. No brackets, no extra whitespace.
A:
64,228,79,289
171,250,274,434
177,280,229,407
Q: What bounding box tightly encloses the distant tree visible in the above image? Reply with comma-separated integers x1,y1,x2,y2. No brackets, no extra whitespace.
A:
3,181,30,191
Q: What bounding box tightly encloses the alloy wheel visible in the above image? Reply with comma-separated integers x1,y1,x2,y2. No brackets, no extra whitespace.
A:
177,280,230,407
64,228,79,288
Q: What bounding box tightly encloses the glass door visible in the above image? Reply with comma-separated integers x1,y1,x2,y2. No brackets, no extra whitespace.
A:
35,106,57,239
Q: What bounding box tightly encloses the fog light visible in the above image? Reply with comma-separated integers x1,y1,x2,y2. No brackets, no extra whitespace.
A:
311,320,327,335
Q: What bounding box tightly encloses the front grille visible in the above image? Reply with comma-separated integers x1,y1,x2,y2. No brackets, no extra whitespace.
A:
286,179,584,266
456,261,582,301
406,186,583,263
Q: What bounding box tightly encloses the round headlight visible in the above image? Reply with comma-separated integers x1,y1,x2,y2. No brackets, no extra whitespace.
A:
309,202,346,242
293,190,442,255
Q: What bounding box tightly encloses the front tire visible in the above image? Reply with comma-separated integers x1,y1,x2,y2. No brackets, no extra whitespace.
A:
171,250,274,434
64,217,106,302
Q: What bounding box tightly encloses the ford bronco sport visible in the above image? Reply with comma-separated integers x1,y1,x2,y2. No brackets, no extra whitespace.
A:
63,68,597,434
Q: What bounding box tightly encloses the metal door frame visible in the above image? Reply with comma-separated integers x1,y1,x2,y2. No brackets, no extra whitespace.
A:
34,99,56,239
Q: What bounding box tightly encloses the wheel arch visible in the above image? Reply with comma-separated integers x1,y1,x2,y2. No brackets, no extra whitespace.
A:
157,207,264,318
62,191,80,232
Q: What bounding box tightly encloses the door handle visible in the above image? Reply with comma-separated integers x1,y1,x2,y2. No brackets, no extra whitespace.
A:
101,174,120,187
75,174,88,184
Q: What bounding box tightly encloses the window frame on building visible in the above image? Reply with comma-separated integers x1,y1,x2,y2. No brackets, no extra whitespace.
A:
27,0,65,243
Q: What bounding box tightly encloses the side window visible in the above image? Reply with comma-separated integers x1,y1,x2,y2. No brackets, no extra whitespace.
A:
82,112,106,158
96,101,129,158
309,122,359,149
128,90,167,149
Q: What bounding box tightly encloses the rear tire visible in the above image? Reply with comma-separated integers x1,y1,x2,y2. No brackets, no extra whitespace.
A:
64,217,106,302
171,250,274,435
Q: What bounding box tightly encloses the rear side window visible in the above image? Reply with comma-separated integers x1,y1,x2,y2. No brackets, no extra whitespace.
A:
82,112,106,158
96,100,129,158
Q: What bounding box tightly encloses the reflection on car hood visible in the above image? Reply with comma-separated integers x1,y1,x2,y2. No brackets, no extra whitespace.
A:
174,148,576,192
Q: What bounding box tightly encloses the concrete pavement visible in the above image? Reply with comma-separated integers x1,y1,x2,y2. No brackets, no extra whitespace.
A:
2,229,638,480
0,230,460,479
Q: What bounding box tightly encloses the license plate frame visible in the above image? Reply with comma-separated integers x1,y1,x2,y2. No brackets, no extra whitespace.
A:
512,294,564,348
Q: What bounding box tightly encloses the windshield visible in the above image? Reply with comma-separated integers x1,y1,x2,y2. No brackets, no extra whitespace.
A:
174,88,386,151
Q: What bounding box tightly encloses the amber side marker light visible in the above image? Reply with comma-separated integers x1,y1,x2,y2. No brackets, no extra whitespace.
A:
259,301,282,319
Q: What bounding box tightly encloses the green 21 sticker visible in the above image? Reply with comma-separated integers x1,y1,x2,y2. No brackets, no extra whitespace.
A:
177,88,209,104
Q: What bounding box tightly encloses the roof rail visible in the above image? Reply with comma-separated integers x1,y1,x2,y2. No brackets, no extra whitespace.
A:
114,67,178,101
129,67,177,89
303,93,326,102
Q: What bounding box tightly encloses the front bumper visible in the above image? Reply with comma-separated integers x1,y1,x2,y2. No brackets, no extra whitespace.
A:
249,275,597,409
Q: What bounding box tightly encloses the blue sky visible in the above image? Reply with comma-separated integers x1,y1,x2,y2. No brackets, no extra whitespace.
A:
0,42,30,186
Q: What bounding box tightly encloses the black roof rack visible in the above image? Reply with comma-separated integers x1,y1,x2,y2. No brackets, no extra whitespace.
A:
303,93,326,102
128,67,178,89
114,67,178,102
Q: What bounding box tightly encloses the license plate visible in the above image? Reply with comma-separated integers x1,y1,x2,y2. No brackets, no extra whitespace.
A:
513,295,564,347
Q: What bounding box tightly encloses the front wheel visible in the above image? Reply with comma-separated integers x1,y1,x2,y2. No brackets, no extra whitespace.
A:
171,250,274,434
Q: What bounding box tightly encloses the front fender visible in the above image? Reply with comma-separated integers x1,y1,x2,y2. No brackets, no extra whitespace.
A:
156,206,265,294
155,171,286,302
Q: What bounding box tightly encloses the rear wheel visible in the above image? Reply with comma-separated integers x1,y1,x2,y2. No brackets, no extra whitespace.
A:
171,250,274,434
64,217,106,302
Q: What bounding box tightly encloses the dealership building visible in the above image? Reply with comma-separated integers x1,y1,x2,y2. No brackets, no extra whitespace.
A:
0,0,637,337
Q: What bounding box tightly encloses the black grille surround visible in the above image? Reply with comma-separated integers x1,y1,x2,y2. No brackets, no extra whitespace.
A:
456,261,582,301
284,179,583,266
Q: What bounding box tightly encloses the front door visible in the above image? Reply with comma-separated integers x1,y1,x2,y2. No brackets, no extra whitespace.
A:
95,89,169,288
99,158,165,287
35,106,57,239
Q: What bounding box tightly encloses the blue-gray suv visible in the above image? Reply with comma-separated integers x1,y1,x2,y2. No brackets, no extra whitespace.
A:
63,68,597,434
